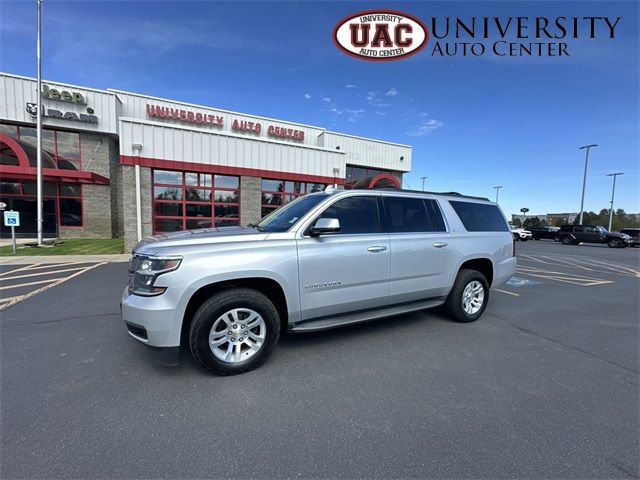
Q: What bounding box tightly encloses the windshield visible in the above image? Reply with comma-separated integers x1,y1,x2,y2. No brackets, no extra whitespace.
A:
256,193,328,232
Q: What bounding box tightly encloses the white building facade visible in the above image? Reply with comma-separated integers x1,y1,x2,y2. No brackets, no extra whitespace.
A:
0,73,412,250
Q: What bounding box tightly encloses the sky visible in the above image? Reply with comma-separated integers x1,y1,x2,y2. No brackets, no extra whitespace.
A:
0,0,638,217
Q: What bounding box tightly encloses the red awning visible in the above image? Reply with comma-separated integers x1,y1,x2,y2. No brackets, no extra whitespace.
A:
0,133,110,185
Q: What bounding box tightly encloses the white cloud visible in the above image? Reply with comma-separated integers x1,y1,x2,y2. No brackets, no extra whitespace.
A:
345,84,357,88
386,88,398,96
407,118,444,136
345,108,365,122
322,97,332,102
304,93,311,99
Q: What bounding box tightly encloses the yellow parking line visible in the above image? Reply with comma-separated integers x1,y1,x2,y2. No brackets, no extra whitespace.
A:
0,266,88,281
495,288,519,296
23,261,98,271
568,258,640,277
0,263,42,277
0,278,58,291
0,262,106,311
516,270,614,286
517,254,554,264
539,256,594,271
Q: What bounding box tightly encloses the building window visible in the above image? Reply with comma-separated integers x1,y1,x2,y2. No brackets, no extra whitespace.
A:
0,179,83,227
1,125,82,170
152,169,240,233
345,165,398,189
260,179,326,218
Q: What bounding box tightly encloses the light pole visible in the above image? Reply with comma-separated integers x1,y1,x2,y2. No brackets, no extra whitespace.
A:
420,176,427,191
578,144,598,224
493,185,503,203
36,0,43,246
606,172,624,231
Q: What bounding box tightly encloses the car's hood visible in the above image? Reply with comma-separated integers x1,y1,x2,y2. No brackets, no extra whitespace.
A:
132,226,269,255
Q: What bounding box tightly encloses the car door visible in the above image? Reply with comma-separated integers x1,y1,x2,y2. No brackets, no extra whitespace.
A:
383,196,451,303
583,226,601,243
573,226,586,242
296,194,390,320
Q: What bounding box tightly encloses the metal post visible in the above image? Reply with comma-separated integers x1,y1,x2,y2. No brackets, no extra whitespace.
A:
36,0,43,246
578,144,598,224
420,176,427,191
493,186,502,203
11,225,16,254
606,172,624,231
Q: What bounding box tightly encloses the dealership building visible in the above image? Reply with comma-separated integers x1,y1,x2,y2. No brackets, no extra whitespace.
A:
0,72,412,250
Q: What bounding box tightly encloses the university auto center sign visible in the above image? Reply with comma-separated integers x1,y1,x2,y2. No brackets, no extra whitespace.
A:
333,9,622,60
146,104,305,141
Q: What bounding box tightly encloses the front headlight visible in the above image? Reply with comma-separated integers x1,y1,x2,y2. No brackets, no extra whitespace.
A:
129,255,182,296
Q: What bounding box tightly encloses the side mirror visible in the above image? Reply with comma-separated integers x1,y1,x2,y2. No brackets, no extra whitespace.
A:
310,218,340,236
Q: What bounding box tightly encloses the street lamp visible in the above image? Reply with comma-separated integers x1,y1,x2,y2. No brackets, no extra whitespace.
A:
606,172,624,231
420,176,427,191
493,185,503,203
578,144,598,224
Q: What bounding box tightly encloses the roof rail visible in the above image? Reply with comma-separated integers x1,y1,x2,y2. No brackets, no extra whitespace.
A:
371,187,490,202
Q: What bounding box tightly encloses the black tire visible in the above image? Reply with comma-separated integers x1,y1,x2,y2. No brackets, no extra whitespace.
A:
561,235,573,245
189,288,280,375
445,269,489,323
534,237,540,240
513,234,519,241
521,238,528,242
607,238,623,248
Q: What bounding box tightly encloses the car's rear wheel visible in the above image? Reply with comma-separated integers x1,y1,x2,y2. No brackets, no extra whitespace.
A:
445,269,489,323
189,288,280,375
607,238,623,248
561,236,573,245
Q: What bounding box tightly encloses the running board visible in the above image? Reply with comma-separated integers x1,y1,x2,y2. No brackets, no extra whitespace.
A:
290,298,445,333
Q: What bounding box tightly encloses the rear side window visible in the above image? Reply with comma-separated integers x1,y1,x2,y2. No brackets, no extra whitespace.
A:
318,196,381,234
384,196,446,233
449,201,509,232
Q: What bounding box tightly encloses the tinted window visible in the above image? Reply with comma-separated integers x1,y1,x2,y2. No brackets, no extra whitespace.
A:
319,196,380,234
425,199,447,232
449,201,508,232
384,197,445,233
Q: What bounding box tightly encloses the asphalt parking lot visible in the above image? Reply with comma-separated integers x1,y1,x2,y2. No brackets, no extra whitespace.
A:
1,241,638,479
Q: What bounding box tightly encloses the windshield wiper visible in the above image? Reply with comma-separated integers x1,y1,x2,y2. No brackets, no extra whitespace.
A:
247,223,264,231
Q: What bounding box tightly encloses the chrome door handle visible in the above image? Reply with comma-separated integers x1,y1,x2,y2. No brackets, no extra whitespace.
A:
367,246,387,253
433,242,448,248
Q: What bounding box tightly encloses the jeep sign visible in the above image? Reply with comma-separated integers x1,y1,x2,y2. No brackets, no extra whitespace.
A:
333,10,429,61
42,84,86,105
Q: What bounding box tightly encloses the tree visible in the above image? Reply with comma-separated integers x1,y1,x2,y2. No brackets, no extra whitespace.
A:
523,217,544,228
512,218,522,227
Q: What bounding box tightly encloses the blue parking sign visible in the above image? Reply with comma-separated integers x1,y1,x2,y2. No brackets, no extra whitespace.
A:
3,211,20,227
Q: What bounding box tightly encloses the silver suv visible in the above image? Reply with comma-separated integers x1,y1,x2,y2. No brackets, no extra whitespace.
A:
122,188,516,375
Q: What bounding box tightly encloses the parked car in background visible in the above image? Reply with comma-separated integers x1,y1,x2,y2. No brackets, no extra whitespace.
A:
509,224,532,241
529,226,560,241
620,228,640,247
557,225,632,248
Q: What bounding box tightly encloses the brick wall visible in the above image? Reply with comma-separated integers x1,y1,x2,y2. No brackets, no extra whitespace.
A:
240,176,261,227
58,133,117,239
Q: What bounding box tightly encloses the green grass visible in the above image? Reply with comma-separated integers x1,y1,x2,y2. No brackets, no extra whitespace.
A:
0,238,124,256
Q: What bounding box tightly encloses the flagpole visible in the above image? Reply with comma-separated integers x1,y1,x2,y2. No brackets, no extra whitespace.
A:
36,0,43,245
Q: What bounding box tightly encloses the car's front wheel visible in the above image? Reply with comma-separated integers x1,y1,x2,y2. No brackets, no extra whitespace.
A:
607,238,623,248
189,288,281,375
445,269,489,323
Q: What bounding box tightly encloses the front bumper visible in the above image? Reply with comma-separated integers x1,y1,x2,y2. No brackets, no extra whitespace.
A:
121,286,184,347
